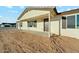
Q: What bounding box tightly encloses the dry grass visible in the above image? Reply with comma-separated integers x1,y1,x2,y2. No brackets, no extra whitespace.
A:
50,35,79,53
0,28,55,53
0,28,79,53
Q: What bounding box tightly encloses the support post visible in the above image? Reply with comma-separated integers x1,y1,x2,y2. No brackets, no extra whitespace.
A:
48,12,51,37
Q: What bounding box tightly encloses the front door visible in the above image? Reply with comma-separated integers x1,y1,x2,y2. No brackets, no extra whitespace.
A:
44,18,49,32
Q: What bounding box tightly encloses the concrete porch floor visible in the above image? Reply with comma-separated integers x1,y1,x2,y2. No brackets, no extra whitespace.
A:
21,30,49,37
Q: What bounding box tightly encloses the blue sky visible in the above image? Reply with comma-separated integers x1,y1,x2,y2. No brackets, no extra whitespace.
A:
0,6,25,24
0,6,79,24
56,6,79,12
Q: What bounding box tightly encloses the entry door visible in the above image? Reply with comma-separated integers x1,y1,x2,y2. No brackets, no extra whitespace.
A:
44,18,49,31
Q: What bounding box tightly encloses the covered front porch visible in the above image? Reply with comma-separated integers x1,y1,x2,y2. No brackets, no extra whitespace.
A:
17,9,56,37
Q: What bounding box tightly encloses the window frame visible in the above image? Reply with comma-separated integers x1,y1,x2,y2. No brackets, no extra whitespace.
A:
27,20,37,27
62,14,76,29
19,22,22,27
66,15,76,29
62,16,67,29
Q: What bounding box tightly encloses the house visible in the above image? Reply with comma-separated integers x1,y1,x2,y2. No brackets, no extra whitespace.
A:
17,6,79,39
60,9,79,39
0,23,16,28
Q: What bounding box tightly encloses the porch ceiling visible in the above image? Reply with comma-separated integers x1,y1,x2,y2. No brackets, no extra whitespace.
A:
19,10,50,21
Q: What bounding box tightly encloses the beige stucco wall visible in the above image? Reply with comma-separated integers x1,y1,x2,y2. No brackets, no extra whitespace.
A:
50,16,60,35
61,29,79,39
20,19,44,32
60,13,79,39
21,21,28,30
17,23,21,29
51,20,59,35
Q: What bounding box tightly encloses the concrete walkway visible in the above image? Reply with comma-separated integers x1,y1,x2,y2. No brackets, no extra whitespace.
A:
21,30,49,37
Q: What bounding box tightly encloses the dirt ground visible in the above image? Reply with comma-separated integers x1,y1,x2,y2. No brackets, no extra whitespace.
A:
0,28,79,53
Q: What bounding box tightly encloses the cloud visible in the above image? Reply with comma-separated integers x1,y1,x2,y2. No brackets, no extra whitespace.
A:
5,6,25,9
0,16,16,24
5,17,9,19
0,16,2,18
67,8,77,11
7,10,18,14
19,6,25,9
67,8,72,11
6,6,13,8
71,8,77,10
58,10,62,12
58,6,63,8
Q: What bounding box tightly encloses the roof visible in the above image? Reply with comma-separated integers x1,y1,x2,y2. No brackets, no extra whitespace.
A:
59,8,79,15
17,7,79,20
17,6,58,20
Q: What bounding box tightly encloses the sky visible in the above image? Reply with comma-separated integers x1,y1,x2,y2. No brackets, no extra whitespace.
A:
0,6,79,24
56,6,79,12
0,6,25,24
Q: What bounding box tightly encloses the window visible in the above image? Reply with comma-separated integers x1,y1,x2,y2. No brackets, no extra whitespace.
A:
77,15,79,28
62,17,66,29
62,14,79,29
28,20,37,27
28,21,32,27
67,15,75,28
19,22,22,27
20,22,22,27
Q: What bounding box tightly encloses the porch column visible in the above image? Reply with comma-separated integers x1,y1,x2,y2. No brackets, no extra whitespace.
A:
48,12,51,37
